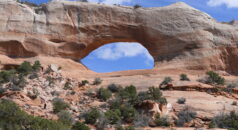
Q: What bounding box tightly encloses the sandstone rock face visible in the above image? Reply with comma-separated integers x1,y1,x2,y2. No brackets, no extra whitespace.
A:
0,0,238,74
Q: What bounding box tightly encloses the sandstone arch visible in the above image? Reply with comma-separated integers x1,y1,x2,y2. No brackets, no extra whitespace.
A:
0,0,238,74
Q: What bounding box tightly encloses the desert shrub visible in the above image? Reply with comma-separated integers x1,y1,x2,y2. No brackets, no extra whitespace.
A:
125,126,135,130
81,80,89,86
51,90,60,96
180,74,190,81
17,61,33,75
120,105,137,123
136,87,167,105
0,70,16,83
175,107,197,126
47,76,55,87
85,108,100,124
64,81,72,90
154,113,170,126
0,99,69,130
12,74,27,89
116,125,124,130
117,85,137,104
209,111,238,129
97,88,112,101
93,78,102,85
27,88,39,99
177,97,186,104
72,122,90,130
133,4,141,9
10,85,21,91
160,77,173,86
57,110,73,125
29,72,39,79
52,98,70,114
108,83,122,93
96,114,109,130
225,82,237,93
108,98,123,110
105,109,121,124
133,113,150,127
32,60,41,72
205,71,225,85
232,101,237,106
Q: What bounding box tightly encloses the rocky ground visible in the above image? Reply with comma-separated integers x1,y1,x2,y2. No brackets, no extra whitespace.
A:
0,59,237,130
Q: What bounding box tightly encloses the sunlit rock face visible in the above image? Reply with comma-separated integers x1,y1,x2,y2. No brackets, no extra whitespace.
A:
0,0,238,74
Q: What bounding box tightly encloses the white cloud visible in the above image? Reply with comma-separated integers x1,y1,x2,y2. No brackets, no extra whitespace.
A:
95,42,153,62
207,0,238,8
88,0,132,5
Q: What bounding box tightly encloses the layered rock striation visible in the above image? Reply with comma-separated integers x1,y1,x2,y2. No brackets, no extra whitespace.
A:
0,0,238,74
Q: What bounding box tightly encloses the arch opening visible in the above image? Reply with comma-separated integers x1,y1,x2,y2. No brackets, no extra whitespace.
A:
81,42,154,73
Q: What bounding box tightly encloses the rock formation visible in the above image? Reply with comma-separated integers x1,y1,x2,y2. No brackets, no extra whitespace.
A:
0,0,238,74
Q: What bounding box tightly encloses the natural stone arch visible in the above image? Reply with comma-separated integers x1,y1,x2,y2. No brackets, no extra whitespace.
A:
0,0,238,74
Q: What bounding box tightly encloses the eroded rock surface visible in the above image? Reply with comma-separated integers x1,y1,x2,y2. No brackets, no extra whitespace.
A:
0,0,238,74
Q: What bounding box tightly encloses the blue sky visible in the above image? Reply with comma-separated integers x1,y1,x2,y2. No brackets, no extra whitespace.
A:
21,0,238,72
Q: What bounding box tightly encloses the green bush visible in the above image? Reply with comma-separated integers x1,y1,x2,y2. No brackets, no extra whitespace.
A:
206,71,225,85
177,97,186,104
120,105,137,123
72,122,90,130
175,108,197,127
64,81,72,90
93,78,102,85
154,113,170,126
118,85,137,104
71,122,90,130
232,101,237,106
32,60,41,72
105,109,121,124
97,88,112,101
160,77,173,86
133,4,141,9
57,110,73,125
180,74,190,81
81,80,89,86
0,70,16,83
108,83,122,93
209,111,238,129
85,108,100,125
0,99,69,130
17,61,33,75
52,98,70,114
136,87,167,105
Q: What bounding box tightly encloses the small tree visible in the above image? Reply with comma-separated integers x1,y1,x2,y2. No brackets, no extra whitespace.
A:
52,98,70,114
180,74,190,81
